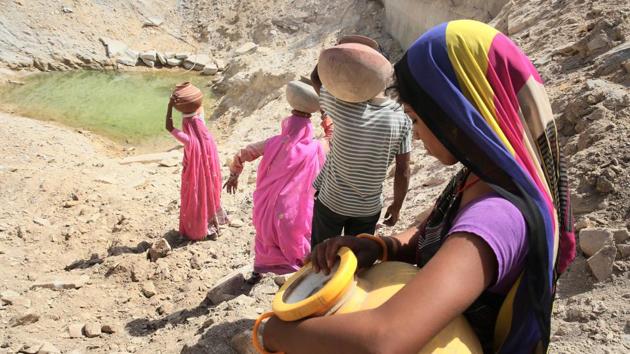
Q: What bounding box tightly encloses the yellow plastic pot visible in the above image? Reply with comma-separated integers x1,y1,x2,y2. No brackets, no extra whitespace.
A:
253,247,482,353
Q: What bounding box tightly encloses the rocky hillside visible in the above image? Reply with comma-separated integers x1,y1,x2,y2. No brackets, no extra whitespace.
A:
0,0,629,353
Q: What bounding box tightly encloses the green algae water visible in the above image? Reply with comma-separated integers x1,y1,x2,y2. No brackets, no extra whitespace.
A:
0,70,214,146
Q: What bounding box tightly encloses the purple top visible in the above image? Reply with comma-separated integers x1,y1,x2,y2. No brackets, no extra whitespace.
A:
447,193,528,294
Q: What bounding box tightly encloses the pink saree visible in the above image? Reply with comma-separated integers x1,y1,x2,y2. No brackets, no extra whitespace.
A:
252,115,325,274
171,112,223,240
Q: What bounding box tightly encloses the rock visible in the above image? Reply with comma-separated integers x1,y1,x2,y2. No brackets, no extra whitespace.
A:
101,323,119,334
166,58,182,66
183,54,212,71
10,311,40,326
140,50,157,62
141,281,157,298
230,219,245,228
0,290,30,307
215,58,227,71
617,244,630,259
579,228,613,257
595,176,614,193
207,266,250,304
61,6,73,13
18,343,42,354
174,53,189,59
143,17,163,27
228,294,256,308
141,58,155,68
32,217,50,226
83,322,101,338
565,307,589,322
273,275,287,287
230,330,257,354
202,62,219,75
575,217,594,231
587,245,617,282
99,37,128,58
613,229,629,244
147,238,171,262
116,49,139,66
157,302,174,315
586,32,610,54
156,52,167,65
31,274,90,290
235,42,258,56
624,60,630,74
68,323,84,338
37,342,60,354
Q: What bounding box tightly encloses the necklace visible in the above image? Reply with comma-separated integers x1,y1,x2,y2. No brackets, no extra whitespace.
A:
457,175,481,194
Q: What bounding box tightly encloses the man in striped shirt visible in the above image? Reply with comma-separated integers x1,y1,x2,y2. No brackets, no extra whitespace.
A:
310,62,412,247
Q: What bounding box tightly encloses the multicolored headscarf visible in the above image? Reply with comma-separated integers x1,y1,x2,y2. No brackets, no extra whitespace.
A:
395,20,575,353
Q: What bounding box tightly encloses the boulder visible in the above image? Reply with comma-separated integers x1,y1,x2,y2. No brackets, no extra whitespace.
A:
579,228,613,257
235,42,258,56
166,58,182,67
141,58,155,68
183,54,212,71
202,62,219,75
587,245,616,282
175,53,189,59
116,49,139,67
99,37,128,58
140,50,157,62
156,52,167,65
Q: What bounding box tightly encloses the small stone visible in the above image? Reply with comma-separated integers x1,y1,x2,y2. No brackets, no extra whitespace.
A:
11,311,40,326
183,54,212,71
230,219,245,228
230,330,257,354
143,17,163,27
83,322,101,338
579,228,613,257
61,6,73,13
141,58,155,68
273,275,287,287
174,53,189,59
141,281,157,298
617,244,630,259
235,42,258,56
157,302,174,315
613,229,629,244
33,217,50,226
1,290,30,307
565,308,589,322
587,245,617,282
37,342,60,354
156,52,167,65
140,50,157,62
575,217,593,231
68,323,84,338
147,238,171,262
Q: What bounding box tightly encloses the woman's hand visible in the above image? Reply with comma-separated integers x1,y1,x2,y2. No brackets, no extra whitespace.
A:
165,96,175,132
223,174,239,194
308,236,381,275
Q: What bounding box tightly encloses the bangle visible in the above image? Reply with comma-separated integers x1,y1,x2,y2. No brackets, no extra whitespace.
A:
356,234,387,262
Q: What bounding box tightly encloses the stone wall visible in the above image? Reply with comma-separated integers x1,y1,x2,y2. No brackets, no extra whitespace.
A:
381,0,509,48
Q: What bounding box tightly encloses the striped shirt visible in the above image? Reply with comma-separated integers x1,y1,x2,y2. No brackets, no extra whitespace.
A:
313,87,412,217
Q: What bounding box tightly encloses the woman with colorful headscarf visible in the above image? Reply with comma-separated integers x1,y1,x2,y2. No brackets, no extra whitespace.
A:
260,20,575,353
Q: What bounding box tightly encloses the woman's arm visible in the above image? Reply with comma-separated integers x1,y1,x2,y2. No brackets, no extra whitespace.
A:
224,139,267,194
263,232,497,354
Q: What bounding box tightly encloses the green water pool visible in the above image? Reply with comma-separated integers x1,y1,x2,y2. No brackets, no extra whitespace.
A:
0,70,215,145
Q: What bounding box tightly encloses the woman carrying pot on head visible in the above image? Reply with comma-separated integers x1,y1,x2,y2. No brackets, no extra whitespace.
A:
224,81,332,283
260,20,575,353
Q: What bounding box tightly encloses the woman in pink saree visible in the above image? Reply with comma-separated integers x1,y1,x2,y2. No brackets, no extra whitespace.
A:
225,81,330,279
166,83,224,241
